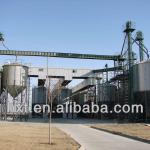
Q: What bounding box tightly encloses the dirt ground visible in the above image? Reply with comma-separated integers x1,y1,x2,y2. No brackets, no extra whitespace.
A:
91,123,150,141
0,122,80,150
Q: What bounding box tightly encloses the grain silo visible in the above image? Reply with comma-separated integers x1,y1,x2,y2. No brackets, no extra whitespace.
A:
32,86,46,105
2,63,28,98
133,60,150,121
1,62,29,120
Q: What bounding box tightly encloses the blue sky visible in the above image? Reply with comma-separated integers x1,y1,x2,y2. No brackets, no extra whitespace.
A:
0,0,150,70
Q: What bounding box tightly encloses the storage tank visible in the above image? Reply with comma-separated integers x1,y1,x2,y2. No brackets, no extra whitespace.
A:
32,86,46,104
2,63,28,97
133,60,150,121
133,60,150,92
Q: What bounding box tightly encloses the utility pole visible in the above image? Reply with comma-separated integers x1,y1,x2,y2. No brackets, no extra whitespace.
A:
46,56,52,145
48,61,53,145
49,77,52,145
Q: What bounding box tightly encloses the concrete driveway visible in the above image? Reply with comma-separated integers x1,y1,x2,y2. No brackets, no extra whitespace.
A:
53,119,150,150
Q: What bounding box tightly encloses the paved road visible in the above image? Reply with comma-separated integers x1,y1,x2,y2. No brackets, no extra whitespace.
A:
53,119,150,150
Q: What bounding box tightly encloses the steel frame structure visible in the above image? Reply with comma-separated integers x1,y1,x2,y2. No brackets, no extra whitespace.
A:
0,49,124,61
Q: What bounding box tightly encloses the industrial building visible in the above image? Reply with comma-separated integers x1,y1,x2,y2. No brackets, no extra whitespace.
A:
0,21,150,122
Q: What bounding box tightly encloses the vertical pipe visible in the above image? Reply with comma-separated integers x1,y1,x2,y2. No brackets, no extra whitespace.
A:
128,31,133,68
114,61,116,77
139,41,144,61
136,31,144,61
105,64,108,82
5,90,8,120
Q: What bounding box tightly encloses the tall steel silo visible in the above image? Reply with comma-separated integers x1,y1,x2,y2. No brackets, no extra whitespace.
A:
133,60,150,121
2,63,28,98
32,86,46,104
133,60,150,92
